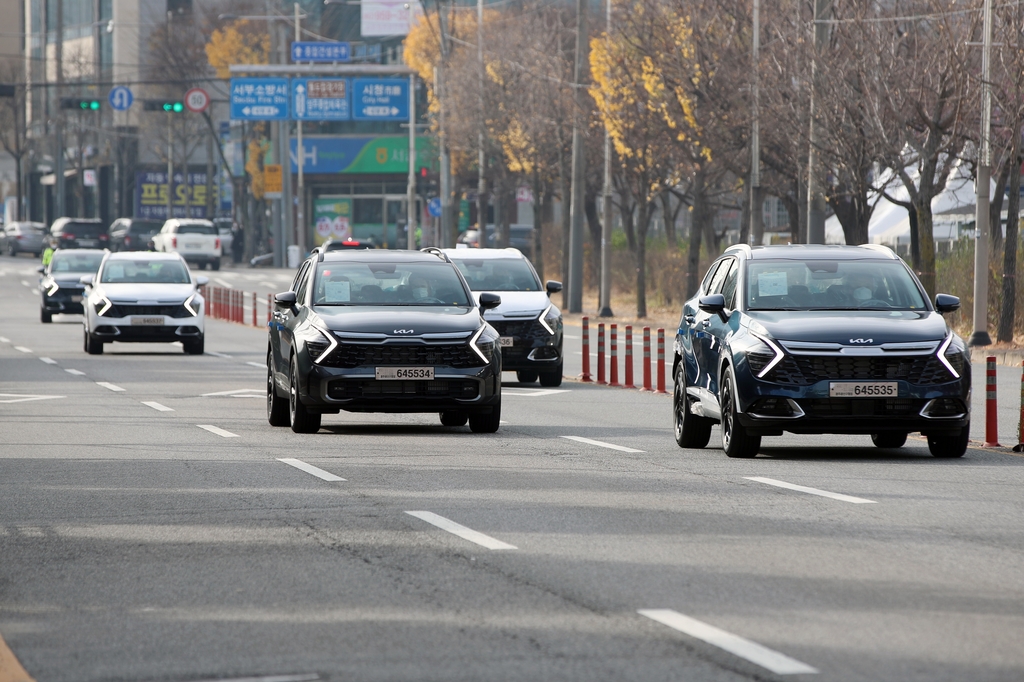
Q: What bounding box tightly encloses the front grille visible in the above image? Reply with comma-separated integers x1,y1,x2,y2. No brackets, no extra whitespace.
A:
799,398,925,417
327,379,479,400
105,303,192,319
763,354,957,386
489,319,549,343
319,342,483,369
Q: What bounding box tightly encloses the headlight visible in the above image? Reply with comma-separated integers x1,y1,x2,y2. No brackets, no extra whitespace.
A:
748,332,785,378
538,304,561,335
45,279,59,296
183,293,202,317
309,325,338,365
470,326,497,364
937,333,962,379
94,295,113,317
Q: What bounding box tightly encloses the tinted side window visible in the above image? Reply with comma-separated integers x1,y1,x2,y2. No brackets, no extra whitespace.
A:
721,260,739,309
294,264,312,305
707,258,733,296
700,261,722,295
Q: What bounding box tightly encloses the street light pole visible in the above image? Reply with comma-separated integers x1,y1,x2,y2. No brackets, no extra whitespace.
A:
295,1,306,254
476,0,486,247
406,3,417,250
970,0,994,347
749,0,761,246
598,0,613,317
567,0,587,313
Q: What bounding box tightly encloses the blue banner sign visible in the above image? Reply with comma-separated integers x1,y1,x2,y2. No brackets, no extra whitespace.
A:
291,41,350,63
230,78,290,120
293,78,350,121
352,78,408,121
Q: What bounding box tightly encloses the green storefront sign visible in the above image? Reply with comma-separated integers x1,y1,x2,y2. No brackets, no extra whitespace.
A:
313,197,352,246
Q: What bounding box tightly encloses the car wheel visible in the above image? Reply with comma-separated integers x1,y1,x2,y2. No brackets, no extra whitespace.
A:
468,403,501,433
673,363,712,449
183,335,204,355
539,363,563,387
40,309,52,323
439,410,469,427
84,329,103,355
267,353,289,426
516,370,538,384
928,424,969,458
6,243,15,256
211,259,221,271
289,357,321,433
720,366,759,458
871,432,907,448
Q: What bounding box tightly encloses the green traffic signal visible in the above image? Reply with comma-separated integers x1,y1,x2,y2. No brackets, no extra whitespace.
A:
161,102,184,112
77,100,100,110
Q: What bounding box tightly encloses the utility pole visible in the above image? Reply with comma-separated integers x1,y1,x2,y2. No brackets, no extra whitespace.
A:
55,0,64,218
970,0,994,347
166,111,173,218
749,0,762,246
280,22,294,263
805,0,830,244
476,0,486,247
437,2,454,248
567,0,587,313
295,2,305,254
405,3,417,250
598,0,613,317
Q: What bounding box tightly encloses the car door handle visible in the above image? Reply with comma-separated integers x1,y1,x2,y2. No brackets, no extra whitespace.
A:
700,319,711,328
684,314,695,324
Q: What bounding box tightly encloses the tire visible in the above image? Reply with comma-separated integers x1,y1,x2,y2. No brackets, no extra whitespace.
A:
539,363,563,387
288,357,321,433
84,329,103,355
469,403,501,433
7,243,15,256
40,309,52,323
183,335,204,355
673,363,713,449
720,366,760,458
516,370,538,384
871,432,907,449
439,410,469,427
267,353,289,426
211,259,221,271
928,424,969,458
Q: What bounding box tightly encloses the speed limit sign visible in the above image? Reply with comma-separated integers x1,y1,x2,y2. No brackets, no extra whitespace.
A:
184,87,210,113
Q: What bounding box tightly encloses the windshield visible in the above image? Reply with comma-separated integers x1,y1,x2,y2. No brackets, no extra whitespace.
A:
312,261,472,306
453,258,541,291
50,252,104,274
746,259,927,310
177,223,216,235
130,221,163,235
60,222,104,237
100,259,191,284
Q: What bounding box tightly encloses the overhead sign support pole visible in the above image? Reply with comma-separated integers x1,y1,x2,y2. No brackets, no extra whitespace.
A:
406,2,417,250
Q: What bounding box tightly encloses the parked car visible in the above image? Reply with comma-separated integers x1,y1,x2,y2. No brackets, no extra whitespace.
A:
212,217,234,259
49,217,108,250
38,249,106,322
108,218,164,252
458,225,535,258
673,243,971,459
2,221,47,256
152,219,222,270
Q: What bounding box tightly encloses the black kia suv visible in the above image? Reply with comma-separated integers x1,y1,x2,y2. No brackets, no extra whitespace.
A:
267,248,503,434
673,244,971,458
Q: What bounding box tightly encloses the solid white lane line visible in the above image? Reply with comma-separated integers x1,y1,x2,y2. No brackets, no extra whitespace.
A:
197,424,240,438
246,361,266,368
561,435,644,453
0,336,9,342
65,369,86,376
202,388,263,397
207,351,233,358
39,357,57,365
277,458,345,481
142,401,174,412
96,381,125,392
405,511,517,550
189,675,320,682
744,477,877,504
638,609,818,676
14,346,32,353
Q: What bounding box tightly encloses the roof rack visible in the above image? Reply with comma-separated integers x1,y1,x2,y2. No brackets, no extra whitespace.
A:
420,246,451,263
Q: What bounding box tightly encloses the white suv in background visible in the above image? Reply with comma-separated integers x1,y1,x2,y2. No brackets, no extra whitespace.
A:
152,219,222,270
81,251,208,355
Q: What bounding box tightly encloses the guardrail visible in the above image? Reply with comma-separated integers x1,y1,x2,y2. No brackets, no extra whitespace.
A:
198,285,272,329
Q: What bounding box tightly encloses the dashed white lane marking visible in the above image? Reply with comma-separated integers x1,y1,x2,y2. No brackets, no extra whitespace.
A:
17,526,45,537
96,382,125,392
745,477,877,504
0,393,64,403
65,369,86,376
563,333,580,339
14,346,32,353
39,357,57,364
142,401,174,412
561,435,644,453
405,511,517,550
504,388,569,397
188,675,320,682
20,280,30,287
246,361,266,368
207,351,233,358
197,424,240,438
259,281,275,287
202,388,263,397
638,609,819,675
277,458,345,481
0,336,9,343
214,277,234,288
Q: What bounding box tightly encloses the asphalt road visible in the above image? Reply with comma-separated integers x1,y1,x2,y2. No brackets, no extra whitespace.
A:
2,253,1024,682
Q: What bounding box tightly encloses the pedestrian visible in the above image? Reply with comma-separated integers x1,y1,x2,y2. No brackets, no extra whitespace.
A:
231,223,244,264
41,241,54,266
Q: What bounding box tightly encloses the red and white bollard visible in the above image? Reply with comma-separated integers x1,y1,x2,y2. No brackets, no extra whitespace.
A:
1015,362,1024,453
609,324,620,387
252,291,257,327
655,328,667,394
641,326,652,391
266,294,273,325
624,325,635,389
581,316,592,382
985,356,1001,447
597,323,607,385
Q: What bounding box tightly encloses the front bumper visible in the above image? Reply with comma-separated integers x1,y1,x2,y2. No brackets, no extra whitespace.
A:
487,318,562,371
88,315,204,343
42,288,86,314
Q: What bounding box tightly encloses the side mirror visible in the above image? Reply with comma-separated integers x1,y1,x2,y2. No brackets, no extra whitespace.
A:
195,275,209,286
274,290,297,308
935,293,960,313
79,274,94,286
478,292,502,310
698,293,726,314
545,280,563,296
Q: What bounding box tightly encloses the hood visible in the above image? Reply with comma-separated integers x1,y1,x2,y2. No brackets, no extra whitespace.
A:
472,290,550,319
314,306,482,336
747,310,949,345
99,282,197,302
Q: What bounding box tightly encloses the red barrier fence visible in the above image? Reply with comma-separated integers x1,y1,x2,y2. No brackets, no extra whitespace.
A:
655,328,667,394
597,323,607,385
624,325,635,389
581,316,592,382
609,324,620,387
986,356,1000,447
642,327,652,391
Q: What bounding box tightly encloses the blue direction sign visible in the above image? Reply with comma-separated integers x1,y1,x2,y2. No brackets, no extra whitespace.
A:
293,78,349,121
291,41,350,63
108,86,133,111
230,78,290,120
428,197,442,218
352,78,408,121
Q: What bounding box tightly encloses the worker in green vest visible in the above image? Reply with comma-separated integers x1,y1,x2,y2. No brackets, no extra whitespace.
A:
41,242,54,266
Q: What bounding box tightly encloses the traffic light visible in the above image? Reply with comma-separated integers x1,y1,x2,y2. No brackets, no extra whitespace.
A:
416,166,428,194
143,100,184,113
60,98,101,110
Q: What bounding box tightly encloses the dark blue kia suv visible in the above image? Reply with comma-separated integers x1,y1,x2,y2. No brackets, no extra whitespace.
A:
673,244,971,458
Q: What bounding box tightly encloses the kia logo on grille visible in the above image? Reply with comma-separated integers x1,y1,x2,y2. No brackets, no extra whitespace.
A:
394,329,414,334
849,338,873,344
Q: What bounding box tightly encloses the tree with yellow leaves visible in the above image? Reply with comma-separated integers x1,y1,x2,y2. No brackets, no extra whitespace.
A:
206,20,269,80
